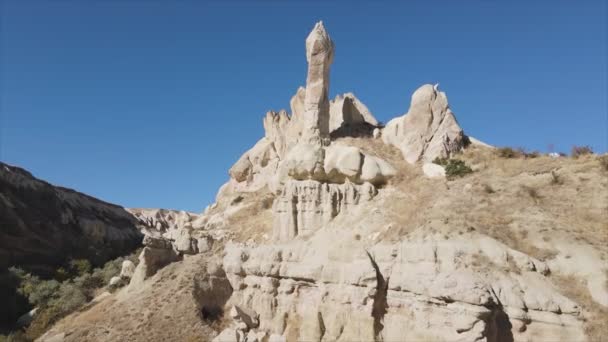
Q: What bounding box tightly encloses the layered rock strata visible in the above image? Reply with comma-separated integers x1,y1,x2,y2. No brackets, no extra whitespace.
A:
223,231,585,341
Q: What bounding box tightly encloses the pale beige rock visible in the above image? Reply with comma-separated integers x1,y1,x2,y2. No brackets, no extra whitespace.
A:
173,229,198,255
119,260,135,278
422,162,446,178
213,328,239,342
223,228,585,342
127,246,179,291
383,84,467,163
372,127,381,139
329,93,378,137
109,276,121,286
272,179,377,241
301,21,334,145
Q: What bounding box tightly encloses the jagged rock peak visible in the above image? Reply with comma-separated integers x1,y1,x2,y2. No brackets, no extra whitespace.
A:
305,21,334,64
383,83,467,163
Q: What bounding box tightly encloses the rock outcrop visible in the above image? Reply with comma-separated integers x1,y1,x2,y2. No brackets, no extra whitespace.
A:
329,93,379,138
127,236,180,291
223,230,585,341
383,84,468,163
272,180,376,241
224,22,396,241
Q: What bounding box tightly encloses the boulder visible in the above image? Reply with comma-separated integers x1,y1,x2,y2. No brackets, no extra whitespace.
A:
197,235,214,253
142,235,172,249
213,328,239,342
127,246,179,290
173,229,198,255
422,163,446,178
119,260,136,278
109,276,122,286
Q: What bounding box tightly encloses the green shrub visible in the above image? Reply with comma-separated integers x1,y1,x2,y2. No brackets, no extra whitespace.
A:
524,150,540,158
0,331,27,342
49,282,87,314
27,280,60,308
432,157,449,166
571,145,593,158
433,157,473,178
69,259,92,277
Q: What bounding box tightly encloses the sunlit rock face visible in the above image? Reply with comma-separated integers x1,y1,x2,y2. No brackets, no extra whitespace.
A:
383,84,467,164
302,21,334,145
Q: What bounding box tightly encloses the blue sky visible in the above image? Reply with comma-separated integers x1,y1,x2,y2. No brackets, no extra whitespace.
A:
1,1,606,212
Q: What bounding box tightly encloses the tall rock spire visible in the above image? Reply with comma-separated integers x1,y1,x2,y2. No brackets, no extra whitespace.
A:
302,21,334,145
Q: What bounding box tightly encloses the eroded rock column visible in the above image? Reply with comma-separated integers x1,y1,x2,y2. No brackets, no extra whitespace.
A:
302,21,334,145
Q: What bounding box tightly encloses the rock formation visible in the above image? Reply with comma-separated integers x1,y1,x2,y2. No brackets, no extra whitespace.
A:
272,180,376,241
383,84,468,163
301,21,334,145
225,22,395,241
23,21,608,342
329,93,379,138
223,229,585,341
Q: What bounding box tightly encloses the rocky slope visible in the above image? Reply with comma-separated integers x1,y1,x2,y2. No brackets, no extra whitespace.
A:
33,21,608,342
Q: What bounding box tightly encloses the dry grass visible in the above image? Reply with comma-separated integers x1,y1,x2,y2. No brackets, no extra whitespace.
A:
375,144,607,260
225,188,275,243
551,275,608,341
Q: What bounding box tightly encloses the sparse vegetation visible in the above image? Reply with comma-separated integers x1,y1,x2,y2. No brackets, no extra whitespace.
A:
571,145,593,158
497,147,522,158
433,158,473,178
496,147,541,159
5,251,140,340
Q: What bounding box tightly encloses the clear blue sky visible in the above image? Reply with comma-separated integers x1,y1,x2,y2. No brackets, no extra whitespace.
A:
1,1,606,212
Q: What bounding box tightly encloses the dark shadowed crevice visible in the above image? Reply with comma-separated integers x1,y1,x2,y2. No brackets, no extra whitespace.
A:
317,311,326,340
484,291,514,342
366,250,389,342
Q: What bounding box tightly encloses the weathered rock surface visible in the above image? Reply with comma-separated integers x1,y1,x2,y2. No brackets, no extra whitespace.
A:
383,84,468,163
302,21,334,145
127,208,199,235
329,93,379,138
272,180,376,241
423,162,446,178
119,260,136,278
223,229,585,341
127,237,180,291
